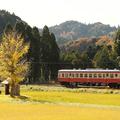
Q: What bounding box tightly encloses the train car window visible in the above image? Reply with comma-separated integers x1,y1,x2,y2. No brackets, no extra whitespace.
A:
103,74,105,78
80,74,83,78
110,74,113,78
69,73,71,78
76,73,79,78
115,74,118,78
72,74,74,78
106,73,109,78
67,73,69,78
84,74,88,78
94,74,97,78
89,74,92,78
98,74,102,78
65,73,68,78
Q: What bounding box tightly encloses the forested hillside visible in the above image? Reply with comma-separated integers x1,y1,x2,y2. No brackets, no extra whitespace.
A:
60,36,113,52
49,21,116,44
0,10,23,34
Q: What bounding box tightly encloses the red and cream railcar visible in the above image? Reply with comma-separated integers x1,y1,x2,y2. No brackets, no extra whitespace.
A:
58,69,120,88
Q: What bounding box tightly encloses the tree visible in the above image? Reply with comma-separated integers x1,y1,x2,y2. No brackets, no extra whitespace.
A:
114,29,120,56
41,26,54,82
29,27,41,83
93,47,114,68
14,21,26,37
60,51,78,69
80,51,92,69
49,33,60,80
4,23,13,34
86,45,97,60
0,32,29,96
113,28,120,68
40,26,60,82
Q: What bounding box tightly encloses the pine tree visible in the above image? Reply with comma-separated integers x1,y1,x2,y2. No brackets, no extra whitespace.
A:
14,21,26,37
29,27,41,83
41,26,60,82
4,23,13,34
114,29,120,56
41,26,52,82
114,28,120,68
49,33,60,80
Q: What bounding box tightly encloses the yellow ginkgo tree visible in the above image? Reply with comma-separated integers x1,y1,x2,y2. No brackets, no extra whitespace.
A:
0,32,29,96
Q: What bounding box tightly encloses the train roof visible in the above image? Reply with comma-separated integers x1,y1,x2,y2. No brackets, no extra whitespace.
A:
59,69,120,72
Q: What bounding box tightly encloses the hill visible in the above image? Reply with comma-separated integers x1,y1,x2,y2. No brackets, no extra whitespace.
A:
0,10,116,52
49,21,116,44
0,10,23,34
60,36,113,52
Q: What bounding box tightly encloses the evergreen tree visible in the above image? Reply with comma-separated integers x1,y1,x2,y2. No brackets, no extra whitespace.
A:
41,26,52,82
14,21,26,37
41,26,60,82
25,25,33,42
114,28,120,68
49,33,60,80
29,27,41,83
114,29,120,56
4,23,13,34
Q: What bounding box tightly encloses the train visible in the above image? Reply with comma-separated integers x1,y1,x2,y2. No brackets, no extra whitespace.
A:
58,69,120,88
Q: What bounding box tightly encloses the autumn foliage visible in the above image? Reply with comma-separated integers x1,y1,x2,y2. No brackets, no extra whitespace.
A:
0,32,29,96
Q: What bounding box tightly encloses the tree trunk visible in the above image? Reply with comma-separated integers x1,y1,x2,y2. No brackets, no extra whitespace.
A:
10,83,20,97
48,70,51,82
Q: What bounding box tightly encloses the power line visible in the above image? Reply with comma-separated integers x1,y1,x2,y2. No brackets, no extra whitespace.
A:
27,62,71,65
26,61,118,65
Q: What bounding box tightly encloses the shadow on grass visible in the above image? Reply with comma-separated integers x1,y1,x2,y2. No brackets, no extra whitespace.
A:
10,95,53,104
10,95,30,102
31,99,53,103
18,96,51,103
18,95,29,100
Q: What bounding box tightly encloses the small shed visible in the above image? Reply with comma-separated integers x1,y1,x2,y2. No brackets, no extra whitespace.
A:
2,80,9,84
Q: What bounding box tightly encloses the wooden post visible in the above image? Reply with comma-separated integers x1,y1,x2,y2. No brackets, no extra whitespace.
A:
5,84,10,95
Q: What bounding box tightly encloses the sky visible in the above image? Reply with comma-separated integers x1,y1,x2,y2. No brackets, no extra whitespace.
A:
0,0,120,28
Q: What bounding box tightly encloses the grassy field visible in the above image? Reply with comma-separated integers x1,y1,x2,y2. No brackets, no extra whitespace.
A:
0,85,120,120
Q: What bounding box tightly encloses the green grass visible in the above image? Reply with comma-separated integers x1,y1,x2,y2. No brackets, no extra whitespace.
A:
23,90,120,106
1,85,120,106
19,85,120,106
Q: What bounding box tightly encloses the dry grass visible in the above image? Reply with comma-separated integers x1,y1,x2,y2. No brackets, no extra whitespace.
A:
22,91,120,106
0,85,120,120
0,103,120,120
20,85,120,106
